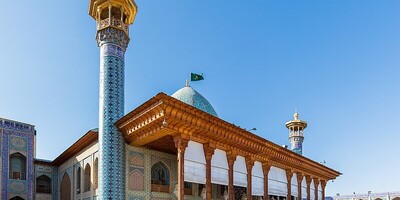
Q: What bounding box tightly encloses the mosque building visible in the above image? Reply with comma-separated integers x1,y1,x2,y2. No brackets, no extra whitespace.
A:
0,0,340,200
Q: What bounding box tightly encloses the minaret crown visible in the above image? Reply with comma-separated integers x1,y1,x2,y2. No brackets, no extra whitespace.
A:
89,0,138,37
285,112,308,155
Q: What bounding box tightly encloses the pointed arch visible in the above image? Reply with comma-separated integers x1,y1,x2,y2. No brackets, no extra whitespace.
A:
84,163,91,192
151,161,170,193
60,173,71,200
36,175,52,193
9,153,27,180
10,196,24,200
93,157,98,189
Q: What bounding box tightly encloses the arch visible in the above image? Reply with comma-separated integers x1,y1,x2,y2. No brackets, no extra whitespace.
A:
76,167,81,194
375,198,383,200
93,158,98,189
84,163,91,192
392,198,400,200
10,196,24,200
129,169,144,191
151,161,170,186
151,161,170,193
60,173,71,200
36,175,51,193
9,153,27,180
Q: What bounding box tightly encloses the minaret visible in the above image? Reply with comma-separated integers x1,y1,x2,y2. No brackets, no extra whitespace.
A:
285,112,307,155
88,1,137,199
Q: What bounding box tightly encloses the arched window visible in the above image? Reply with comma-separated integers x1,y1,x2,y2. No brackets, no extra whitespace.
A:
151,162,170,185
10,196,24,200
93,158,98,189
60,173,71,200
36,175,51,193
84,163,91,192
9,153,27,180
151,162,170,193
76,167,81,194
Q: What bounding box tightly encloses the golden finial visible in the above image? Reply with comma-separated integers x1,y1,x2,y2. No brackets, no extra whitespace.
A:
294,112,299,120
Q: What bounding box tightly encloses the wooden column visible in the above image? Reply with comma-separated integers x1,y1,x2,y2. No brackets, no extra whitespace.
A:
313,178,319,200
227,152,237,200
305,176,312,200
245,157,255,200
174,136,189,200
262,162,271,200
286,170,293,200
321,180,327,200
297,173,303,200
203,143,215,200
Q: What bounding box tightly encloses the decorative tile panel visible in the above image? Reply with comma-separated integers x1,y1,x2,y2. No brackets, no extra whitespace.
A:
2,122,35,200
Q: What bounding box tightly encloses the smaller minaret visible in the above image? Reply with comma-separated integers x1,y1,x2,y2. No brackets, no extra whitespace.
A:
285,112,307,155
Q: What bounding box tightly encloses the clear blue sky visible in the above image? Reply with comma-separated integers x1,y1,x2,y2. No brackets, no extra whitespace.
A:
1,0,399,196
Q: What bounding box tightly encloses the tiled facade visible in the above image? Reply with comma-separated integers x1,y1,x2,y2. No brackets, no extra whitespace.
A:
126,145,223,200
0,118,35,200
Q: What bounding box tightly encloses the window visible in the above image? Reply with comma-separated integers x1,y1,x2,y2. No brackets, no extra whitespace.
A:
9,153,27,180
76,167,81,194
84,163,91,192
151,162,170,193
36,175,51,193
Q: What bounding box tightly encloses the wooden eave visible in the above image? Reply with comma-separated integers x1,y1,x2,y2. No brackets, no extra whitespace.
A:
51,130,98,166
116,93,341,181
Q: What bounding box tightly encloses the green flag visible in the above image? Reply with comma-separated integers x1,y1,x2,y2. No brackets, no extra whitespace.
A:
191,73,204,81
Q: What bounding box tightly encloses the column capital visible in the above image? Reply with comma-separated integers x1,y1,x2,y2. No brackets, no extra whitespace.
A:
203,143,216,160
245,156,255,173
320,180,327,189
286,169,294,181
174,135,189,152
313,178,320,188
262,162,271,175
226,150,237,166
305,175,312,186
296,173,304,185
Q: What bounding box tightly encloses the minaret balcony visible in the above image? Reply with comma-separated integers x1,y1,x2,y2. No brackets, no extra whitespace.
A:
98,17,129,35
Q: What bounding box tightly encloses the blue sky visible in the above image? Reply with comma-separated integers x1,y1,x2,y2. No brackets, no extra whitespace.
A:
1,0,399,196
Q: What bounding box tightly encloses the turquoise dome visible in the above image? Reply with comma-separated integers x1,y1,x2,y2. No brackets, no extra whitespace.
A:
171,86,218,117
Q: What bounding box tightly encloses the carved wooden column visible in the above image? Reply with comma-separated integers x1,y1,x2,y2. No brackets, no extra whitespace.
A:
313,178,319,200
297,173,303,200
321,180,327,200
203,143,215,200
245,157,255,200
305,176,312,200
227,152,237,200
174,136,189,200
286,170,293,200
262,162,271,200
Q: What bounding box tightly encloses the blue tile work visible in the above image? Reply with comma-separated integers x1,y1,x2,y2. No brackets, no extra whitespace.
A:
171,86,218,117
0,119,35,200
96,27,130,200
52,167,58,200
34,164,59,200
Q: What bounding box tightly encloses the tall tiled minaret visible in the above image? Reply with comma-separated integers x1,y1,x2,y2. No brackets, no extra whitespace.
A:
285,112,308,155
88,1,137,199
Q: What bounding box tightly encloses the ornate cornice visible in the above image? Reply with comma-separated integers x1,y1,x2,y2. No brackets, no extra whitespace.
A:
116,92,341,181
97,27,130,50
